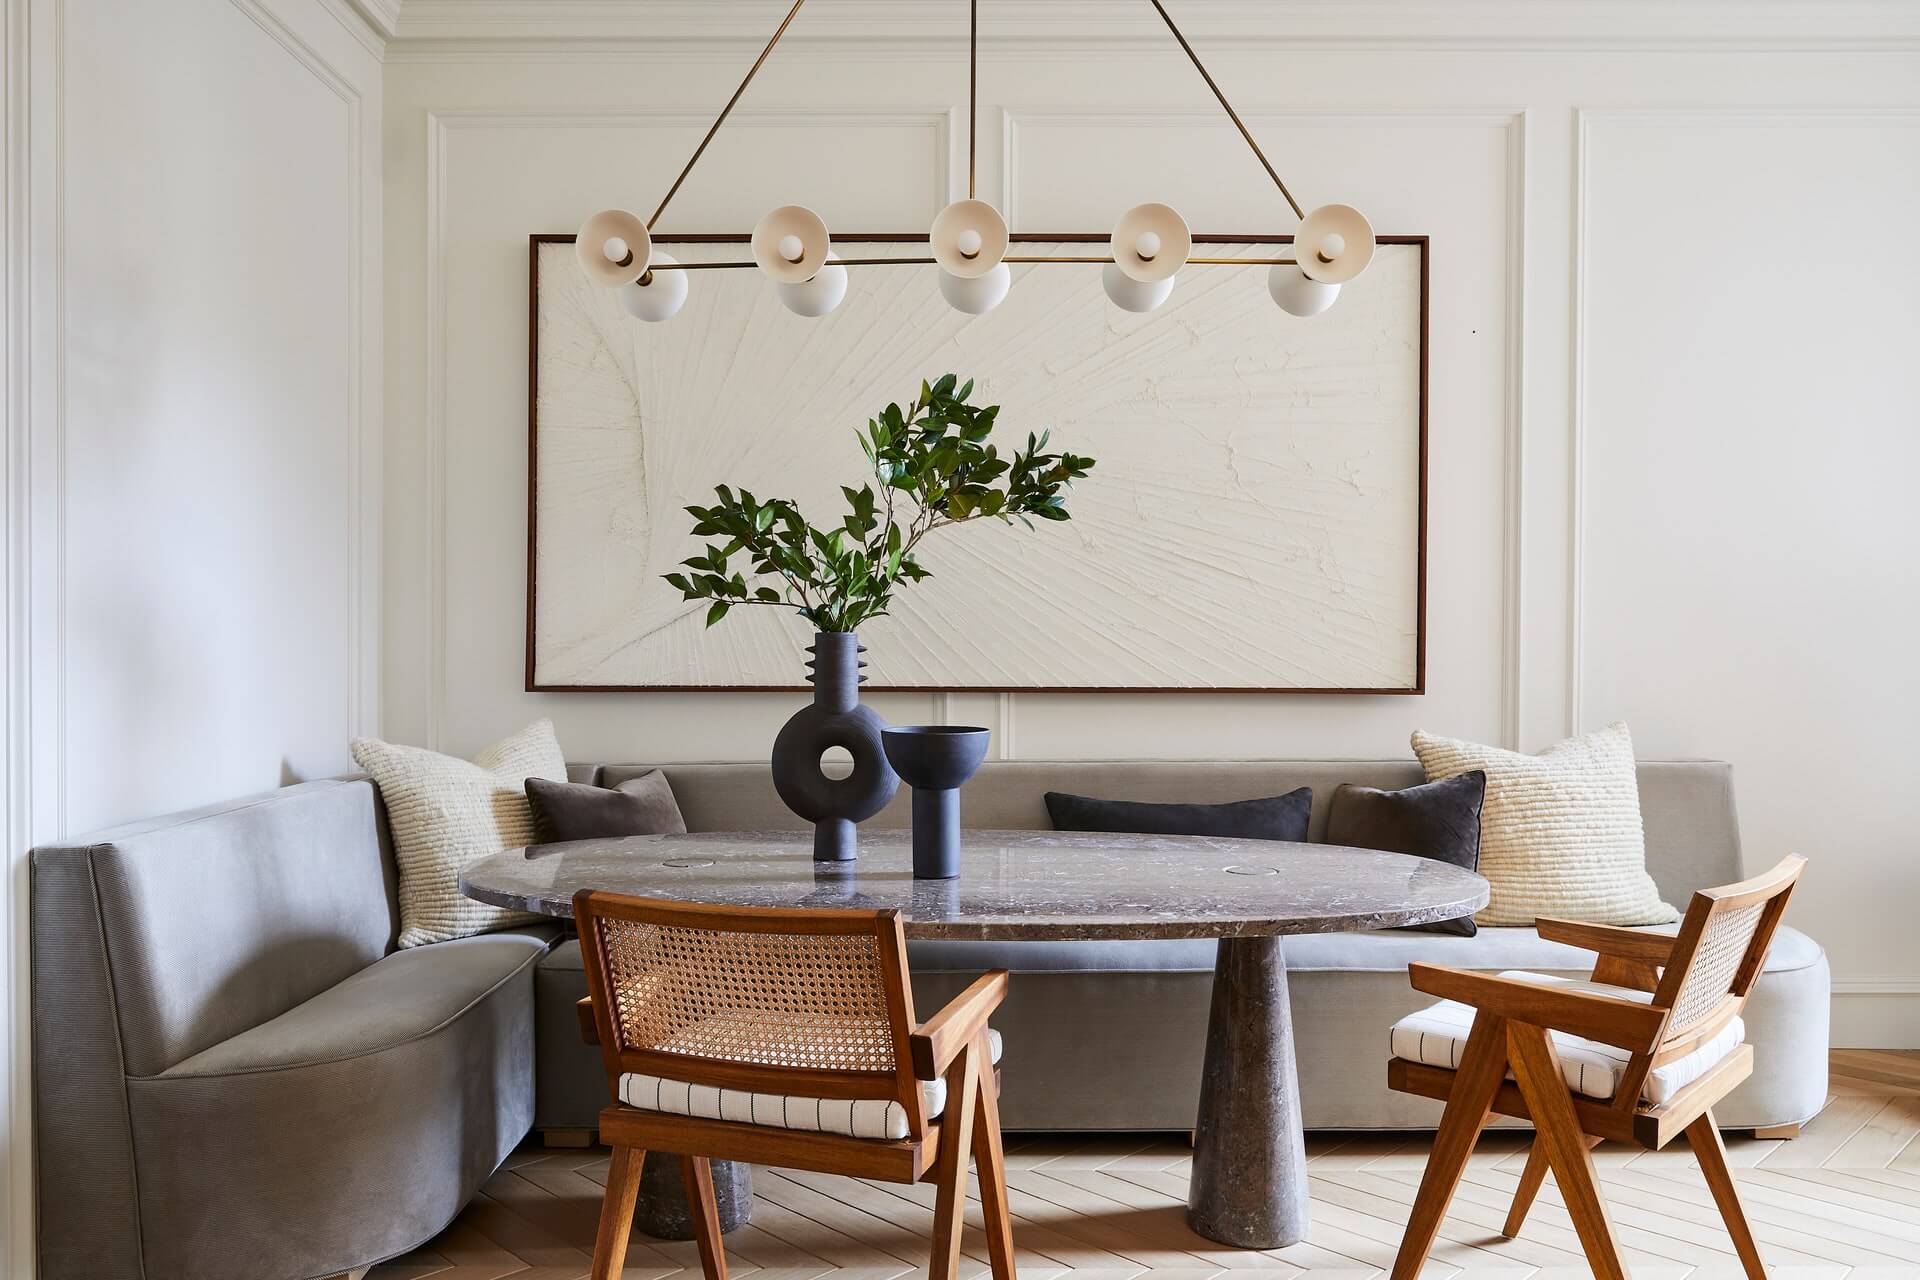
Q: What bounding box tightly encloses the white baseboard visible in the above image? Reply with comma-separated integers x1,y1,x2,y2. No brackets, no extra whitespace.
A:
1831,989,1920,1050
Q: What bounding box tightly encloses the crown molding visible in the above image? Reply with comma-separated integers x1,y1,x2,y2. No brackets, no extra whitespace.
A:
374,0,1920,55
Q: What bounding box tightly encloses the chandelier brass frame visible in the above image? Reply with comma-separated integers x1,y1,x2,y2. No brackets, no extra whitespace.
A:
574,0,1378,322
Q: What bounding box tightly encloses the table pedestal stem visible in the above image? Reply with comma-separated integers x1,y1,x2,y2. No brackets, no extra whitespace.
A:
1187,935,1310,1248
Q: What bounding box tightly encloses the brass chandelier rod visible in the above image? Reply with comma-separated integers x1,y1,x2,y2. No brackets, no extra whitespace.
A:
647,254,1301,272
647,0,810,230
1143,0,1306,222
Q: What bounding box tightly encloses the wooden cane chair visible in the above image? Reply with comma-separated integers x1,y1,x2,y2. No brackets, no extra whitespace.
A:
571,889,1015,1280
1385,855,1806,1280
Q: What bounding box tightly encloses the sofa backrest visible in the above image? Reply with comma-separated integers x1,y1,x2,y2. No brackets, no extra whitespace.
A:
31,776,398,1078
589,758,1743,904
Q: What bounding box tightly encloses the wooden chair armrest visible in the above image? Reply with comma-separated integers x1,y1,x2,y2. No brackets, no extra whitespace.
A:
1406,963,1666,1052
576,996,599,1045
1534,917,1678,964
909,970,1009,1080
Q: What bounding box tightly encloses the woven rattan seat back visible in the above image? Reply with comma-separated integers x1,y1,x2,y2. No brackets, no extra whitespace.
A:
572,890,924,1125
1654,856,1805,1044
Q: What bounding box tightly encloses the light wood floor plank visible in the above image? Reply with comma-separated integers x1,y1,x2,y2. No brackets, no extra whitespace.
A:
365,1050,1920,1279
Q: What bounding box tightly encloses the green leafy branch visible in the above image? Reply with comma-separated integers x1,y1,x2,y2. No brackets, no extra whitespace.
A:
664,373,1096,633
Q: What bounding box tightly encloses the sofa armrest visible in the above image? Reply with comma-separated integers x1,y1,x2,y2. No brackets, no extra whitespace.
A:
31,845,146,1280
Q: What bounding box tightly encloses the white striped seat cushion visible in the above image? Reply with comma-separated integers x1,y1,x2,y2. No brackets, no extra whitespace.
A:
1389,971,1743,1104
618,1029,1003,1141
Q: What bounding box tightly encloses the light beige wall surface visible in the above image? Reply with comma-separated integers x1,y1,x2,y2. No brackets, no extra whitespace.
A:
375,8,1920,1039
5,0,385,1268
381,6,1920,1045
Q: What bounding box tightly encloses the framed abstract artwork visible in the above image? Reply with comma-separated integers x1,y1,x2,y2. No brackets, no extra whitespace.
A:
528,234,1426,692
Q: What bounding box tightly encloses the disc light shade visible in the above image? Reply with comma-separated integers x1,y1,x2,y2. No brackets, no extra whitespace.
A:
930,200,1009,278
576,209,651,288
1267,264,1340,317
752,205,831,283
619,252,689,322
1296,203,1375,284
1111,203,1191,282
939,262,1011,314
776,254,848,317
1101,262,1175,313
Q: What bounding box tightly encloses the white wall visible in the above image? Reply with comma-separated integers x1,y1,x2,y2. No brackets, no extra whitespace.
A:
379,3,1920,1048
4,0,384,1269
381,2,1920,1049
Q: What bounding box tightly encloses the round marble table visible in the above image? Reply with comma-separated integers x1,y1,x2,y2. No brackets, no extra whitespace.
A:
461,829,1487,1249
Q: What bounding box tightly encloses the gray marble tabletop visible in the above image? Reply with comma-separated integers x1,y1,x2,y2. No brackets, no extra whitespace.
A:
459,829,1488,941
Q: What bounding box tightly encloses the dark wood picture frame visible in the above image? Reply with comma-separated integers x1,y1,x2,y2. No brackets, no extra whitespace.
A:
527,232,1429,695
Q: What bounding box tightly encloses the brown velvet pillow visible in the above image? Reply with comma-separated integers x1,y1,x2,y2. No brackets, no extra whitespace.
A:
1323,770,1486,937
525,772,688,843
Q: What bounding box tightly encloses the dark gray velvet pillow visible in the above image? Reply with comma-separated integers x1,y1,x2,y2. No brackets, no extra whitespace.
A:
1044,787,1312,843
526,772,688,843
1323,770,1486,936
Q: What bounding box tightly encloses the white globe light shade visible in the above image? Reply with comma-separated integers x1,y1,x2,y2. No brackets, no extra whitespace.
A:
776,255,848,317
619,253,689,322
1267,264,1340,317
939,262,1011,315
1101,262,1175,313
575,209,650,288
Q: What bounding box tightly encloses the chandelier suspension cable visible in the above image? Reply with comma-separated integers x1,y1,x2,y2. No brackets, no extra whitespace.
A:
1143,0,1305,222
968,0,978,199
647,0,809,231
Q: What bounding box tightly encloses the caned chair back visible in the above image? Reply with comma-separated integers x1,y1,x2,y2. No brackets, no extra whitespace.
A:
572,890,929,1138
1630,855,1805,1088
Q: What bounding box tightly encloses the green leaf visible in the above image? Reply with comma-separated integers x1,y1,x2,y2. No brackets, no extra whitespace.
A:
755,587,781,603
705,601,730,627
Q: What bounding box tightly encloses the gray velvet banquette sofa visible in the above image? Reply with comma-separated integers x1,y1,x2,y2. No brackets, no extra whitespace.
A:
31,757,1828,1280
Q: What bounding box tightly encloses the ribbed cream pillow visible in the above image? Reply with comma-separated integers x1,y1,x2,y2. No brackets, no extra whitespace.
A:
351,719,569,947
1410,722,1677,927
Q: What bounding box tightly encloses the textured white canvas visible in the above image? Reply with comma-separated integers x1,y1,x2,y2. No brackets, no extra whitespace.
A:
531,240,1423,689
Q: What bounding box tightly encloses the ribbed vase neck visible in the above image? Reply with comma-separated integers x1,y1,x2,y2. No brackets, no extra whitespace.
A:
807,631,864,713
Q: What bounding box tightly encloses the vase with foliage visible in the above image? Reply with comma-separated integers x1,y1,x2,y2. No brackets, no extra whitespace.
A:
666,373,1096,859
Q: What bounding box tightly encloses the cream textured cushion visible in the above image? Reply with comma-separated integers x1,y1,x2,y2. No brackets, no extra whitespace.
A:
351,720,569,947
618,1029,1005,1141
1389,971,1743,1104
1411,722,1677,927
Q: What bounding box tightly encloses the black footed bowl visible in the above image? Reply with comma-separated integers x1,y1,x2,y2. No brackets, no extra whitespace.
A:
881,725,991,789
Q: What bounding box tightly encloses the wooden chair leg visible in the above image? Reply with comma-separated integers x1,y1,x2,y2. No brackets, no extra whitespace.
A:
682,1154,730,1280
1503,1132,1603,1238
1687,1109,1766,1279
972,1037,1016,1280
592,1144,647,1280
1390,1012,1510,1280
929,1040,983,1280
1507,1024,1626,1280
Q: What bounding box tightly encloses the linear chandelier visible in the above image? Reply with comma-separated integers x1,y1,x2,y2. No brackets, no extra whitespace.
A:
575,0,1377,323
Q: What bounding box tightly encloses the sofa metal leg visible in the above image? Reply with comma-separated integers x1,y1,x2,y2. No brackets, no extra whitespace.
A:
543,1127,598,1148
1752,1123,1801,1141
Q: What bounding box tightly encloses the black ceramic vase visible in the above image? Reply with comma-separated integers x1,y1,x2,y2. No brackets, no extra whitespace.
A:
770,632,899,861
881,726,991,879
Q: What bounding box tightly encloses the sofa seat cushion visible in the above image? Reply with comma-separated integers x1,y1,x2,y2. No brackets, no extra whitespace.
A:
618,1029,1003,1142
1390,970,1744,1104
904,923,1822,977
162,925,559,1077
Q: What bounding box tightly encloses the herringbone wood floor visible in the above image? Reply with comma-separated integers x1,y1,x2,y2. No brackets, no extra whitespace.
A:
365,1051,1920,1279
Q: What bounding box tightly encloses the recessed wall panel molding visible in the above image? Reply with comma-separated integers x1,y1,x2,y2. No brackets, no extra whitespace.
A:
1573,106,1920,1018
